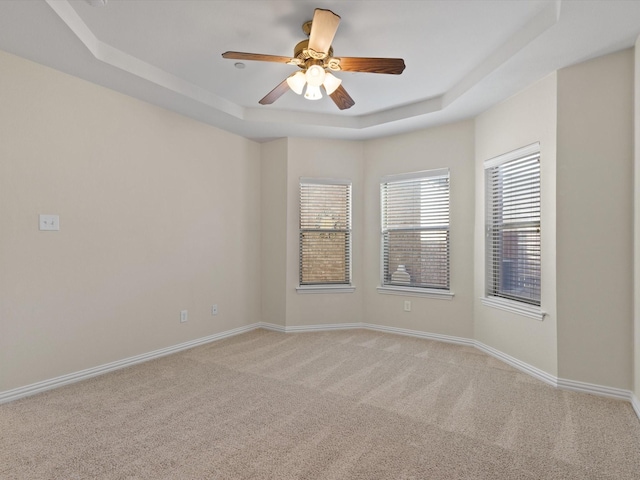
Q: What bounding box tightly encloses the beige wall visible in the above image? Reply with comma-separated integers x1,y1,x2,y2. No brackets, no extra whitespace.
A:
635,38,640,400
363,121,476,338
260,139,288,327
474,73,558,375
556,49,634,389
284,138,365,327
2,45,638,399
0,50,262,392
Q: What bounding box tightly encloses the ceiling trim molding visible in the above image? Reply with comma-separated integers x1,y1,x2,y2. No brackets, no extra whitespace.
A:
45,0,561,135
442,0,561,109
44,0,243,119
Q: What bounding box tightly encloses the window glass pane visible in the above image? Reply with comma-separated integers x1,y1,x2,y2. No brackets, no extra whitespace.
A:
300,232,350,284
381,170,450,290
485,151,541,306
299,181,351,286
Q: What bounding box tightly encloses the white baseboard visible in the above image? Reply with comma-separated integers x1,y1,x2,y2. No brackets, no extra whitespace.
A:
259,321,363,333
2,321,639,423
0,323,260,405
362,322,475,347
260,321,474,347
631,394,640,420
474,340,558,388
557,377,632,402
257,322,286,332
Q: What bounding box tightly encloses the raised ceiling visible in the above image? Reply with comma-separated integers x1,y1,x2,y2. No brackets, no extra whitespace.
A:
1,0,639,141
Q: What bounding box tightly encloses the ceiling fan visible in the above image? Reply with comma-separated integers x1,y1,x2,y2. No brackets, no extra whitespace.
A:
222,8,406,110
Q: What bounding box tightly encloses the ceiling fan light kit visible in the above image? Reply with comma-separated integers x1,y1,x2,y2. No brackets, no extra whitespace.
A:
222,8,405,110
305,64,325,87
304,84,323,101
322,71,342,95
286,71,306,95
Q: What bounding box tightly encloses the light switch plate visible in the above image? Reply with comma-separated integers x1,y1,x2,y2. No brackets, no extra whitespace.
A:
39,214,60,231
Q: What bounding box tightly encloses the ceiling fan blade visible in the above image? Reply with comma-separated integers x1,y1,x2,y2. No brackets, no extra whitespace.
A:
308,8,341,55
259,78,291,105
329,84,355,110
222,51,294,64
337,57,406,75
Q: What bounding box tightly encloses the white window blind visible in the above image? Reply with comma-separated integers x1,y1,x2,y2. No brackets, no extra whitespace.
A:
485,144,541,306
381,169,450,290
299,178,351,286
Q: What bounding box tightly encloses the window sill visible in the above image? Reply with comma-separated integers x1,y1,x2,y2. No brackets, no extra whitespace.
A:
377,285,454,300
481,296,546,321
296,285,356,294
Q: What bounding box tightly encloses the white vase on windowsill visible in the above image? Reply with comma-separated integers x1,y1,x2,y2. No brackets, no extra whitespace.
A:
391,265,411,285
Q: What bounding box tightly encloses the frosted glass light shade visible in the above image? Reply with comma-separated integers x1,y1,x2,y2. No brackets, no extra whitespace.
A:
322,72,342,95
305,65,326,87
304,84,322,100
286,71,305,95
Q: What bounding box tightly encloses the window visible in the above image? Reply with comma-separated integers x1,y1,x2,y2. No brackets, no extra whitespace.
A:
380,169,450,295
485,143,540,308
298,178,352,290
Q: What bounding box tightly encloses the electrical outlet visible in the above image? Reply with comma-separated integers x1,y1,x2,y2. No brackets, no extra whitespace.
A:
180,310,188,323
404,300,411,312
211,304,218,315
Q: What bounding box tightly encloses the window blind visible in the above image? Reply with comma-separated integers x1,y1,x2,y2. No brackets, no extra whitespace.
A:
381,169,450,290
299,179,351,285
485,147,540,306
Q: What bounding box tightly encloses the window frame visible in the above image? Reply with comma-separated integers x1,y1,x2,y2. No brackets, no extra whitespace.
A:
377,169,453,300
297,177,354,294
482,142,546,320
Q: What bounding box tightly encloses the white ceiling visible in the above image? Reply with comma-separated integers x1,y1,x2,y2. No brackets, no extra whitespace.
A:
1,0,639,141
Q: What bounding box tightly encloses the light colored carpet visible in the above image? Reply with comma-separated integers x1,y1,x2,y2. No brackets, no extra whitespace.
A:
1,328,639,479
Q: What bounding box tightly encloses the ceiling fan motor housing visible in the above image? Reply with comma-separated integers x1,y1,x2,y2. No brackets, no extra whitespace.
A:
292,40,337,70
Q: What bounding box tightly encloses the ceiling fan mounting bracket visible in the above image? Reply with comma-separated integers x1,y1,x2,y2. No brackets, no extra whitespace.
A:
302,20,313,36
